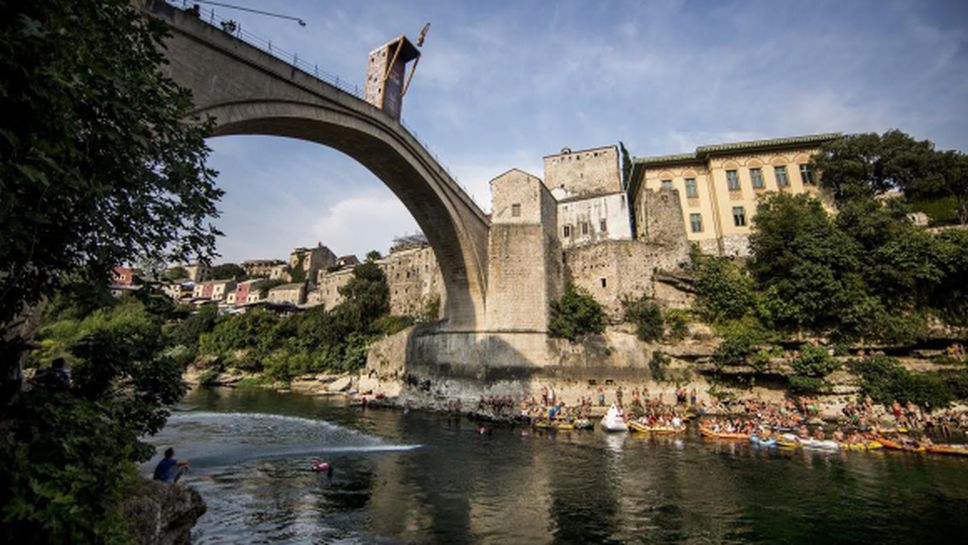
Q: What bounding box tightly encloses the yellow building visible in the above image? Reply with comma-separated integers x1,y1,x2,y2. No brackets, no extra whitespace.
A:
627,133,838,256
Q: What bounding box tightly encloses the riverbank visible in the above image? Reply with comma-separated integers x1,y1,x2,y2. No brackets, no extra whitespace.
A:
182,324,968,436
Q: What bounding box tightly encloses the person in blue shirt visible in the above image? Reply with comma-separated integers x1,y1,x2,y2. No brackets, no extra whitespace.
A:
153,447,188,483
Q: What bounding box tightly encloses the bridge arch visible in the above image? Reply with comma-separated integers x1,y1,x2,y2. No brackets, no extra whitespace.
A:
142,1,489,329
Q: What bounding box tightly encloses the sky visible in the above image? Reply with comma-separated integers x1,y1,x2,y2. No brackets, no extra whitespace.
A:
190,0,968,263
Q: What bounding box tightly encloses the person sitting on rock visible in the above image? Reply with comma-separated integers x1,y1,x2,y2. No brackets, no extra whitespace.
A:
153,447,189,483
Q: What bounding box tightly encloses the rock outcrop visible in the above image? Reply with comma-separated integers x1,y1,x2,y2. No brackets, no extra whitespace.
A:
123,479,206,545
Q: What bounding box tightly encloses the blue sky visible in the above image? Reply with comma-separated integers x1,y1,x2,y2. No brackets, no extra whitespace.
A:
193,0,968,263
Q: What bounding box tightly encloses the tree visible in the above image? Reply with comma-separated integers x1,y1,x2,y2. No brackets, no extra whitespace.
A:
207,263,246,281
366,250,382,262
812,130,967,223
0,0,222,334
690,249,756,322
622,294,664,342
162,266,189,281
748,193,868,335
549,284,605,341
336,262,390,331
0,2,221,541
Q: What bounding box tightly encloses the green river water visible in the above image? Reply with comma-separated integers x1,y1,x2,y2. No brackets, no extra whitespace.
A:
144,387,968,544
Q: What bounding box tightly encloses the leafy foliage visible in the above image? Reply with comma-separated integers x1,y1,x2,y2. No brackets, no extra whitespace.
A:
691,249,756,322
0,0,222,328
854,355,955,408
207,263,246,281
712,318,775,367
549,284,605,341
791,345,841,378
664,309,690,341
622,294,664,342
2,298,186,543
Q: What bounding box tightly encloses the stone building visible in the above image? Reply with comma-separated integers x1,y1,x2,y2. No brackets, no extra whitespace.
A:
381,245,445,317
183,262,208,282
543,145,633,249
266,282,306,306
627,133,838,256
241,259,284,278
289,243,337,282
310,245,445,318
486,168,563,332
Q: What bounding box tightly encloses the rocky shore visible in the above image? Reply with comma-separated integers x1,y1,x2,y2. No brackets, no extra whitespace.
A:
122,479,206,545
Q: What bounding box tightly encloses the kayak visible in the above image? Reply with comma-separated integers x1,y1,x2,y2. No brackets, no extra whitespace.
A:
799,438,840,451
601,404,629,432
926,444,968,457
750,435,777,447
533,420,575,431
628,421,684,434
700,427,749,441
842,441,883,451
880,439,925,453
574,419,594,430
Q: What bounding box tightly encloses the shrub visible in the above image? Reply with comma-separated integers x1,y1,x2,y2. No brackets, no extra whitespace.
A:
791,345,841,377
549,284,605,341
665,309,690,340
854,355,954,408
789,375,827,394
649,351,669,381
622,294,664,342
712,318,774,367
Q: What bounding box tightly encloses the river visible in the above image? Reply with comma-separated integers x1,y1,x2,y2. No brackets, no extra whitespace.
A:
144,388,968,544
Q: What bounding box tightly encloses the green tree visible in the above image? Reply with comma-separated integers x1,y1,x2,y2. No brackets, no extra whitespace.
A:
0,1,221,540
0,0,221,334
691,249,756,322
748,193,868,335
622,294,664,342
366,250,382,262
549,284,605,341
162,266,189,281
207,263,246,281
336,262,390,331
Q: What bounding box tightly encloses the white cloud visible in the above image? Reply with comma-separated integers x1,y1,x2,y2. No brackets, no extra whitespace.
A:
310,193,419,257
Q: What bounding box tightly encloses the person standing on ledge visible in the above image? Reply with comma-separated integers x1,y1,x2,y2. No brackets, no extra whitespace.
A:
153,447,189,483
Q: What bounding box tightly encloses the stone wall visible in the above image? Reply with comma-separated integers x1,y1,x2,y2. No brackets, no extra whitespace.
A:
542,145,621,197
309,246,445,317
486,169,563,332
562,189,689,320
563,239,689,319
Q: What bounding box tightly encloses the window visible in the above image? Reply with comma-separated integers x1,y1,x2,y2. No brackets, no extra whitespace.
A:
600,278,607,288
726,170,740,191
600,219,607,232
799,163,815,184
563,225,571,237
750,168,764,189
511,203,521,217
690,213,703,233
661,179,673,190
775,165,789,187
685,178,698,198
732,206,746,227
580,222,589,235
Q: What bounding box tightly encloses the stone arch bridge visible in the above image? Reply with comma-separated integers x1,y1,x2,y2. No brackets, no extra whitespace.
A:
141,1,490,330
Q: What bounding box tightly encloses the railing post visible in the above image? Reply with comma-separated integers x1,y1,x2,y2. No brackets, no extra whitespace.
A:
268,40,272,53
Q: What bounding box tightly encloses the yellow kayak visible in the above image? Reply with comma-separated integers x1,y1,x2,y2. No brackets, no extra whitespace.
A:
533,420,575,431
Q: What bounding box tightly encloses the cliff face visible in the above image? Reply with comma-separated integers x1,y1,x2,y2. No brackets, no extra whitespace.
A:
123,479,206,545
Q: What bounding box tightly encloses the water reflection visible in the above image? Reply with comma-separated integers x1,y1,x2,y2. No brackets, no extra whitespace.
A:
147,388,968,545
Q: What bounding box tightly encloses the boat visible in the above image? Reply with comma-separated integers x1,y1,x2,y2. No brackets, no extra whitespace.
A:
926,444,968,457
881,439,926,453
799,438,840,451
842,441,883,451
777,434,802,449
699,427,749,441
574,419,594,430
750,434,777,447
628,421,684,434
600,404,629,432
533,419,575,431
